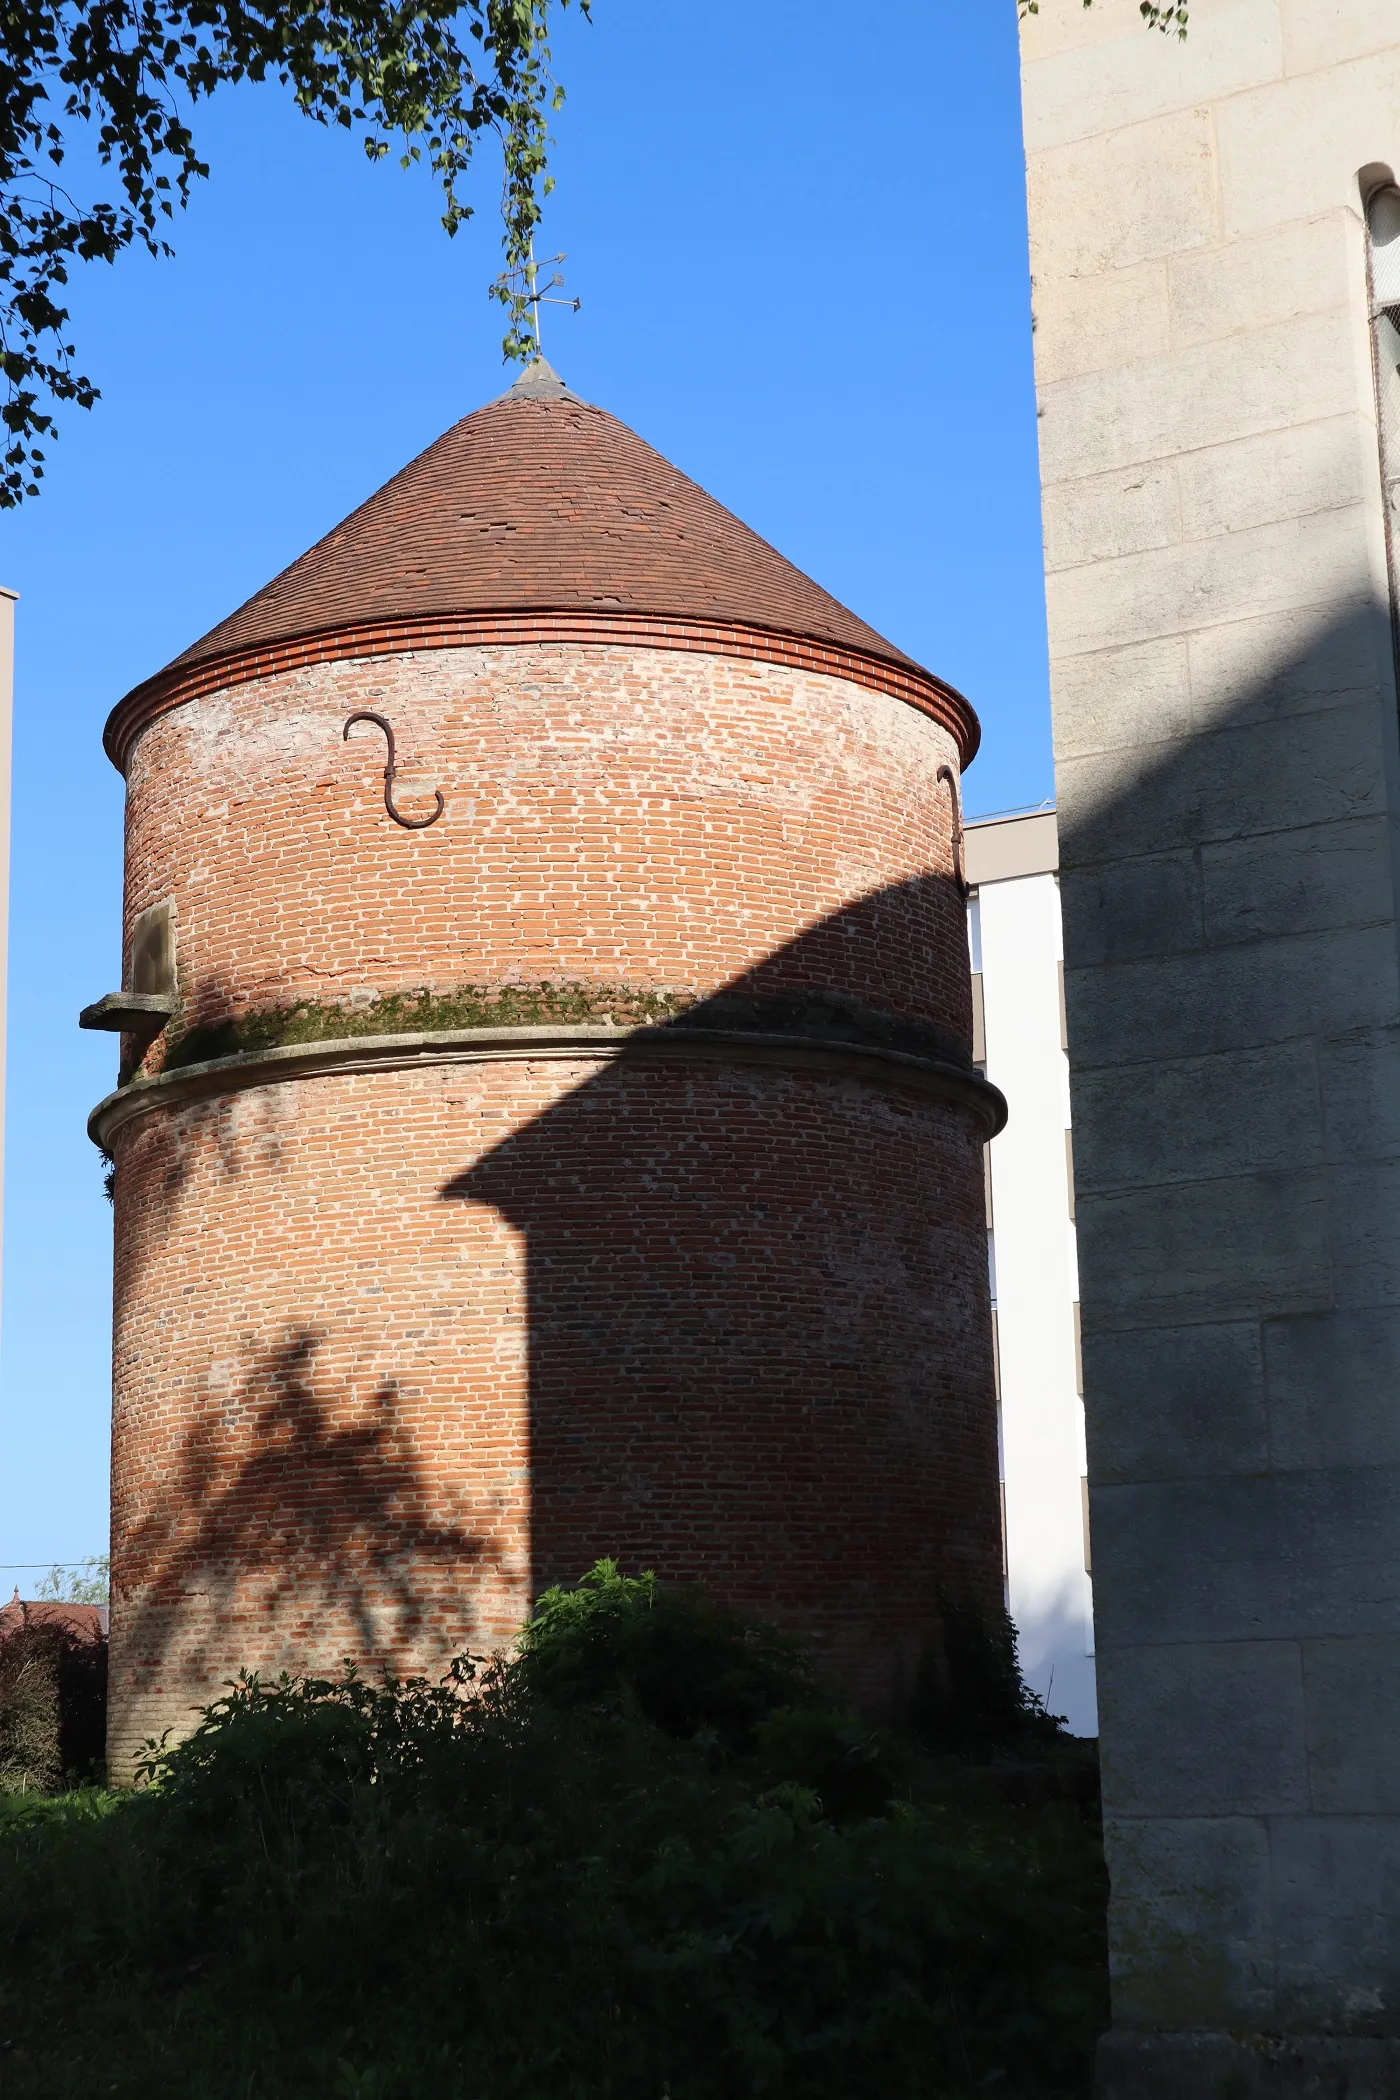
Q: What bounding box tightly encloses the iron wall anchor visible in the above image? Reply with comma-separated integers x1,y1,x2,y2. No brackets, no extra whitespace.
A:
343,711,446,831
937,763,968,898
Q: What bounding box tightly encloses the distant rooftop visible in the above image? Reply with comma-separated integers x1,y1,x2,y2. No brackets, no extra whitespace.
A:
963,803,1058,886
965,799,1056,826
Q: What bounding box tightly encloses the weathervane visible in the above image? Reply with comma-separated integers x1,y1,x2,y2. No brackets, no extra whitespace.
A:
501,237,581,357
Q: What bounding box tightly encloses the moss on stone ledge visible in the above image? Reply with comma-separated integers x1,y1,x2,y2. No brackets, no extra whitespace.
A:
147,982,974,1086
161,983,697,1075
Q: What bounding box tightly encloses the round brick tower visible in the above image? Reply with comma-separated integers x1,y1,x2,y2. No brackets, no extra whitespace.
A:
89,360,1006,1773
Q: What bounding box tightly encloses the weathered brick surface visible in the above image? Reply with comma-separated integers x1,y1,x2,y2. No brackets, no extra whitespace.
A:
122,648,973,1050
107,1054,998,1774
105,611,976,775
106,633,999,1768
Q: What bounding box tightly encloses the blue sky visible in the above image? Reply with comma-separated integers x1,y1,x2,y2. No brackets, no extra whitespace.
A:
0,0,1050,1572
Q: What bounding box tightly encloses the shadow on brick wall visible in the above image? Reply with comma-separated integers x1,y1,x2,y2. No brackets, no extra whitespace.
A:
115,1329,498,1722
440,876,1003,1713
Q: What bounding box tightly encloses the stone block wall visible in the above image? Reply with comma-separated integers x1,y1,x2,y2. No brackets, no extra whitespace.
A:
1019,0,1400,2084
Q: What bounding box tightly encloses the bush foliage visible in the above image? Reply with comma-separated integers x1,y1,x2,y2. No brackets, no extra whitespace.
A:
0,1636,60,1794
0,1563,1106,2096
0,1617,106,1793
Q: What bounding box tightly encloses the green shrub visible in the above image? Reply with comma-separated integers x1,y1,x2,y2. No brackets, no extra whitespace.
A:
0,1566,1107,2097
909,1596,1072,1760
0,1635,61,1793
0,1616,108,1795
516,1559,819,1744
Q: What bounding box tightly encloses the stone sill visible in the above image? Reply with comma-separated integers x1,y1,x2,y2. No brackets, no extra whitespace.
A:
89,1022,1008,1151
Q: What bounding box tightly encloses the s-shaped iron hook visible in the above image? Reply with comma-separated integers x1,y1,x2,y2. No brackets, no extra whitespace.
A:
937,763,968,898
343,711,445,831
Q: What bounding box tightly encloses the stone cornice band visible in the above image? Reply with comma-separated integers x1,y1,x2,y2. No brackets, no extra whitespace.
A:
88,1023,1008,1151
103,611,980,775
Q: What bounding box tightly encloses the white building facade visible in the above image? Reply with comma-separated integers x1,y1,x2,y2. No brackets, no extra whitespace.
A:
966,806,1095,1737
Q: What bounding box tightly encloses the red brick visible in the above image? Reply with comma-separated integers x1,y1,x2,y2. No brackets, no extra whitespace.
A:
102,393,1000,1772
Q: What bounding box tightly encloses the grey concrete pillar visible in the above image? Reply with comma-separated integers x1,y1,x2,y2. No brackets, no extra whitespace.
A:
1019,4,1400,2090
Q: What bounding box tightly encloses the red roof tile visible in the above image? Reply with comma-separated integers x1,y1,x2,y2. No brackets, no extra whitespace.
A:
107,362,978,768
0,1600,108,1643
185,361,940,672
170,363,923,678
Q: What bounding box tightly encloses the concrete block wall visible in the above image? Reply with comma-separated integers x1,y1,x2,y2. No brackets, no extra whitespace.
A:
1020,0,1400,2086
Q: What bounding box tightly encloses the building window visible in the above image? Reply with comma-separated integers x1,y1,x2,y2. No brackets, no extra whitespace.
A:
1366,184,1400,650
129,897,177,998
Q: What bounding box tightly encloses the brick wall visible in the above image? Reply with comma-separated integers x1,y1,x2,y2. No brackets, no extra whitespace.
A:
105,639,999,1769
121,646,972,1046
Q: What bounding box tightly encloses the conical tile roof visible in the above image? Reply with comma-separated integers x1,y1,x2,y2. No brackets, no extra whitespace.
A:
107,361,976,767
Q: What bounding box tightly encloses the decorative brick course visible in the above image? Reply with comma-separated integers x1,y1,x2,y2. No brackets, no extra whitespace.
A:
105,612,978,776
121,648,975,1063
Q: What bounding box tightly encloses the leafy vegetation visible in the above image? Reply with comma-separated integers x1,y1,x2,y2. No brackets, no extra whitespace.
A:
0,1612,106,1792
0,0,581,505
1019,0,1188,33
34,1555,110,1605
0,1562,1106,2096
0,1630,60,1793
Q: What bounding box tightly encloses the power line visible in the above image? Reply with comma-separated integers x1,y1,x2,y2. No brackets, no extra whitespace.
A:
0,1559,106,1569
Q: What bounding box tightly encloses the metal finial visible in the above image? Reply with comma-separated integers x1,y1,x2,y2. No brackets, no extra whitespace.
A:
503,236,581,359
